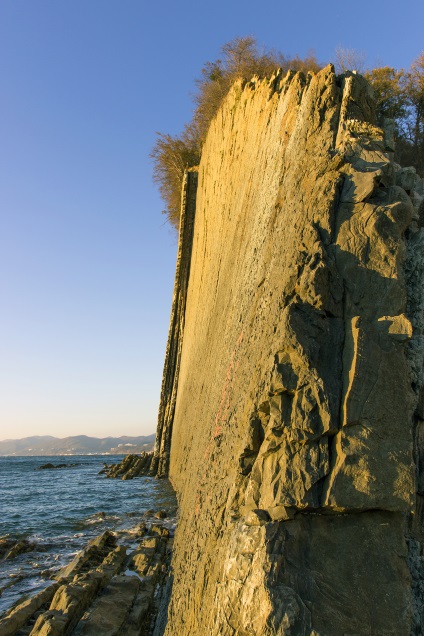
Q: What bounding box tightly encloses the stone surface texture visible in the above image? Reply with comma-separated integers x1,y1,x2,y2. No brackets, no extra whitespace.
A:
102,452,153,479
154,66,424,635
0,519,173,635
151,169,198,478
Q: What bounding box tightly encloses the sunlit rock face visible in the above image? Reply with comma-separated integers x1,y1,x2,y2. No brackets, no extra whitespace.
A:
154,65,424,636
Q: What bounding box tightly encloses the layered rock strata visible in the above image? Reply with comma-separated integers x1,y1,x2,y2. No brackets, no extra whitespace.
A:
154,66,424,635
0,519,173,635
102,452,153,479
151,169,198,478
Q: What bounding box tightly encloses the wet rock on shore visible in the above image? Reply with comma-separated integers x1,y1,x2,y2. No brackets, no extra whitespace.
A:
37,463,78,470
0,537,37,561
101,453,153,479
0,514,173,635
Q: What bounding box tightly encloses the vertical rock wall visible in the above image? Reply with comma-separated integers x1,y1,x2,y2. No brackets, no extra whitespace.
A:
151,169,197,478
156,66,424,635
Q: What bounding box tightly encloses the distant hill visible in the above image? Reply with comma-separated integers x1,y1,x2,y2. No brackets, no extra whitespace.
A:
0,434,155,456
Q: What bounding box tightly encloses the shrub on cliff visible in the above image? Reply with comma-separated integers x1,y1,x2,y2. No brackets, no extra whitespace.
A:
151,130,200,229
153,40,424,231
334,47,424,174
151,37,321,230
365,53,424,174
192,37,320,145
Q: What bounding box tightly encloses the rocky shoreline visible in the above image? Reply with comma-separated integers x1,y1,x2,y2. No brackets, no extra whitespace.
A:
100,452,154,480
0,509,174,636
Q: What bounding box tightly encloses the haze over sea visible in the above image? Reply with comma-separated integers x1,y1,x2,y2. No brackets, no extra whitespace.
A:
0,456,176,617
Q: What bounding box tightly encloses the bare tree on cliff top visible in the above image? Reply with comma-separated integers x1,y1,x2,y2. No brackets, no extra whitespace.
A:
334,46,366,74
151,37,321,230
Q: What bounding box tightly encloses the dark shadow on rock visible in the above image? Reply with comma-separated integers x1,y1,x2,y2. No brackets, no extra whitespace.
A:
152,573,174,636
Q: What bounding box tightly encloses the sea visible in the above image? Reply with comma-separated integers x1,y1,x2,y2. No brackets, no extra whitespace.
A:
0,455,177,618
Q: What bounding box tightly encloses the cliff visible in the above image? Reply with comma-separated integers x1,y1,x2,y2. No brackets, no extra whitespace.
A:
153,65,424,635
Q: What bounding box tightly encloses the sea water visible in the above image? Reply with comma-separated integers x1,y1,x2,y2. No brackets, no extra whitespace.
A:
0,455,177,617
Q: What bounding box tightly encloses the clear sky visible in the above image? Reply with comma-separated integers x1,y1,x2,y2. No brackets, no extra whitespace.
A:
0,0,422,440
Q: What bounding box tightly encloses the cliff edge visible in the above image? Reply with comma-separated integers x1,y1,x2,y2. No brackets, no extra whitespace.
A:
154,65,424,635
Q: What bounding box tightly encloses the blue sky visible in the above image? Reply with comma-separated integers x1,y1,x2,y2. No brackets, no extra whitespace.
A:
0,0,422,440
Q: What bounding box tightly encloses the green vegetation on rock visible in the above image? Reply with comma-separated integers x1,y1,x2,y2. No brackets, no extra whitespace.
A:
152,40,424,230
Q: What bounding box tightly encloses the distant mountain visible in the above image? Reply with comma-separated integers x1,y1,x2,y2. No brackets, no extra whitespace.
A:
0,434,155,456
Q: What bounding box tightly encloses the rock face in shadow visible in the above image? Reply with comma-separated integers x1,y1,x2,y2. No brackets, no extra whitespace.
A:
154,66,424,635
